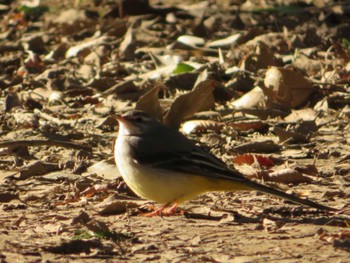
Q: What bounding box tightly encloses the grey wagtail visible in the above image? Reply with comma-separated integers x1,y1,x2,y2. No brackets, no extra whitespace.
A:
114,110,336,215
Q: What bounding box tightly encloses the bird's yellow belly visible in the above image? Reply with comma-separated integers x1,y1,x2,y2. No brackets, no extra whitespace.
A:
117,156,208,203
115,139,250,204
116,157,249,204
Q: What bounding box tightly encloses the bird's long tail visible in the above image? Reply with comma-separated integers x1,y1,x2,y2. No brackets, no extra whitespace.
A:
238,178,337,211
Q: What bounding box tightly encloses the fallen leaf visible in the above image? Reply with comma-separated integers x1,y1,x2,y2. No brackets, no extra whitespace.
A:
231,86,266,109
135,85,163,121
264,66,314,108
234,154,275,168
4,92,21,112
181,119,223,134
206,33,242,48
96,193,147,215
258,168,313,184
234,140,281,153
176,35,205,48
164,76,216,129
227,120,269,133
17,161,59,180
119,27,137,60
66,36,108,58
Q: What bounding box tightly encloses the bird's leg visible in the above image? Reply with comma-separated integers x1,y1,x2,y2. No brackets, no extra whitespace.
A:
142,202,179,217
163,203,179,215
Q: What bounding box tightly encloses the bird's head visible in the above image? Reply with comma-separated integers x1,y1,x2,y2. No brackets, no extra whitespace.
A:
115,110,161,136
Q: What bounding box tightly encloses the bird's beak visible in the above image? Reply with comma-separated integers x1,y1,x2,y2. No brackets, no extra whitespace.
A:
113,114,126,123
114,114,123,121
111,114,127,129
113,114,134,134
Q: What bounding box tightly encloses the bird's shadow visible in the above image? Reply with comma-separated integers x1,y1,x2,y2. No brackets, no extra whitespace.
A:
183,206,350,227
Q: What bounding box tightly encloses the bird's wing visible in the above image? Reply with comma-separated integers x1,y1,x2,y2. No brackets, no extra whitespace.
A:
133,144,249,183
133,138,336,211
134,147,336,211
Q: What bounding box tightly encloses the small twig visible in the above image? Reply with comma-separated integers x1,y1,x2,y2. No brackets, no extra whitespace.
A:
118,0,123,18
183,211,223,221
34,109,73,126
102,79,136,96
0,140,92,152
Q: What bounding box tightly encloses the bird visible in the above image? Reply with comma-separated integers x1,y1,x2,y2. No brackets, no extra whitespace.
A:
114,110,336,215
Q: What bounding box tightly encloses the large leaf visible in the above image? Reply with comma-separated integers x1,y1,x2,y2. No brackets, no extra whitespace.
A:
164,77,215,129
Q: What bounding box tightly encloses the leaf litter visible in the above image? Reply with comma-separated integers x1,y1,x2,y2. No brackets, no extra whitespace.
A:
0,0,350,262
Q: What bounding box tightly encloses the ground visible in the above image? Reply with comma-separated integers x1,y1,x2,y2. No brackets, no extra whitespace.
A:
0,0,350,262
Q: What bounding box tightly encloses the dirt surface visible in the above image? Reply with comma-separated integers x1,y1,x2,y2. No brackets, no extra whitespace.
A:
1,0,350,262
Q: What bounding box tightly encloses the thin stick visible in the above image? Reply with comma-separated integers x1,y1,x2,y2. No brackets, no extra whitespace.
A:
0,140,92,151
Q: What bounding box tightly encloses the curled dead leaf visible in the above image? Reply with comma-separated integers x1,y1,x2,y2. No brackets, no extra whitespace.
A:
181,119,224,134
258,168,313,184
240,41,282,72
231,86,266,109
135,85,163,122
272,126,309,144
227,120,268,133
96,194,147,215
233,154,275,168
264,66,314,109
262,218,285,232
164,77,216,129
234,140,281,153
294,164,318,176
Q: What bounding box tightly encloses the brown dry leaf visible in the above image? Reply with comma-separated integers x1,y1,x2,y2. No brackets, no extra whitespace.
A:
181,119,223,134
164,78,216,129
233,154,275,168
227,120,268,132
0,189,19,203
238,108,290,120
12,112,39,129
262,218,285,232
234,140,280,153
333,42,350,62
24,51,45,73
258,168,313,184
97,199,144,215
292,54,322,75
87,159,120,180
240,42,282,72
95,194,147,215
34,223,64,235
135,85,163,122
318,229,350,250
294,164,319,176
149,52,182,68
119,27,137,60
53,9,94,35
80,184,109,198
17,161,59,180
284,108,317,122
175,35,205,49
4,92,21,112
272,126,309,144
102,79,139,96
66,36,108,58
101,18,127,37
264,66,314,108
272,120,317,144
199,133,226,146
231,86,266,109
22,185,61,202
206,33,241,49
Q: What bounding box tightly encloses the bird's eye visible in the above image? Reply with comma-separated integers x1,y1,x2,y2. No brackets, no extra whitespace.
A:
135,117,143,123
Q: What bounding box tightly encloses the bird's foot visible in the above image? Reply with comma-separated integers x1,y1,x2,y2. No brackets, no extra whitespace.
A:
142,203,180,217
